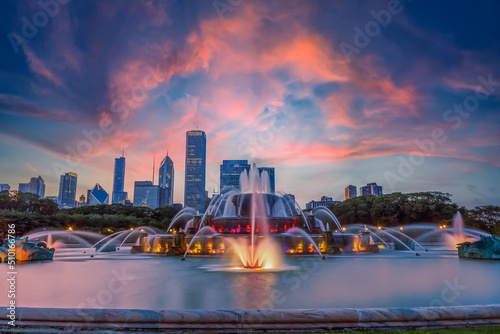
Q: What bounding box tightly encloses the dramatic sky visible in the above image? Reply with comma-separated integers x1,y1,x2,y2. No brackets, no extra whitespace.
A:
0,0,499,208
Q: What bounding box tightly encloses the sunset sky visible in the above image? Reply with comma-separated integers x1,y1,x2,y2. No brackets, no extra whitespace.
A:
0,0,499,208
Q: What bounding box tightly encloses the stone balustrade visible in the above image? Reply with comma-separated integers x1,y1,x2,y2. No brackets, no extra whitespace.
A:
1,304,499,332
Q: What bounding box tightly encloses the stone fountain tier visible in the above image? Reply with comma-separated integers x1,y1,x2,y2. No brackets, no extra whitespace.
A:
457,234,500,260
130,231,377,256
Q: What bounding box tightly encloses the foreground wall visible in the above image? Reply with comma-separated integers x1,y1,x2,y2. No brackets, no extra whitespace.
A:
1,304,500,332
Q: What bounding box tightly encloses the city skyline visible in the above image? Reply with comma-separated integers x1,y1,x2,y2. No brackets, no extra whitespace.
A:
0,1,499,208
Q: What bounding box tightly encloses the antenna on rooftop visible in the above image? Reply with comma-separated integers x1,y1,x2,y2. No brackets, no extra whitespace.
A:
152,156,156,184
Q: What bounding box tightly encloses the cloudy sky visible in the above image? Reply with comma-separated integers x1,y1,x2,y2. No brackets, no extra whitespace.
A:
0,0,499,208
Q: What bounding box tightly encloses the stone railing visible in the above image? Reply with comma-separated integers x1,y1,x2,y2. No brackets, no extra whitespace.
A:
1,304,500,332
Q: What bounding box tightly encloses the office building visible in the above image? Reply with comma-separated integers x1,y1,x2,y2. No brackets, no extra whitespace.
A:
28,176,45,198
184,130,206,212
258,167,275,194
305,196,342,210
46,196,58,203
88,183,110,205
0,184,10,192
345,185,357,200
77,194,87,207
159,153,174,207
112,156,127,204
133,181,160,209
58,172,78,208
360,182,383,196
220,160,250,192
18,183,29,193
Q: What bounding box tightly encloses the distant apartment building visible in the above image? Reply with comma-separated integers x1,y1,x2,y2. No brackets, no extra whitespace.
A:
305,196,341,210
360,182,383,196
345,185,357,200
0,184,10,192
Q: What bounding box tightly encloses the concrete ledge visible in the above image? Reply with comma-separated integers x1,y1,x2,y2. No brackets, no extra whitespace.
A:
1,304,499,332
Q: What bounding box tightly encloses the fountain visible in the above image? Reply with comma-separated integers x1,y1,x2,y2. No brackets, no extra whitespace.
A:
132,163,368,269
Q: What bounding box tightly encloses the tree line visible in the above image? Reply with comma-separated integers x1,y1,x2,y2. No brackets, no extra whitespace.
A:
0,190,179,237
328,191,500,234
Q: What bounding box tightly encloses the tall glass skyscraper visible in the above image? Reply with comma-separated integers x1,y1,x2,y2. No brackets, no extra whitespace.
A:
159,153,174,207
220,160,250,192
28,176,45,198
58,172,78,208
112,156,127,204
184,130,206,212
0,184,10,192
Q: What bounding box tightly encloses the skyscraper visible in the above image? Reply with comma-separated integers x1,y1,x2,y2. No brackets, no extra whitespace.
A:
159,153,174,207
0,184,10,192
133,181,160,209
28,176,45,198
18,183,29,192
112,156,127,204
184,130,206,212
220,160,250,192
88,183,110,205
345,185,357,200
58,172,78,208
258,167,275,194
360,182,383,196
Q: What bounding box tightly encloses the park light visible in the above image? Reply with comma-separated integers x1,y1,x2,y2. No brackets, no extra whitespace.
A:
342,227,346,231
67,227,73,231
378,226,382,230
399,226,404,231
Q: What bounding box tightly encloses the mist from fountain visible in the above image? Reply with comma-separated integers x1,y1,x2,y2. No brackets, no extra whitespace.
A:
312,206,343,232
346,224,420,255
382,227,428,252
88,226,159,256
24,230,103,250
444,212,479,249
